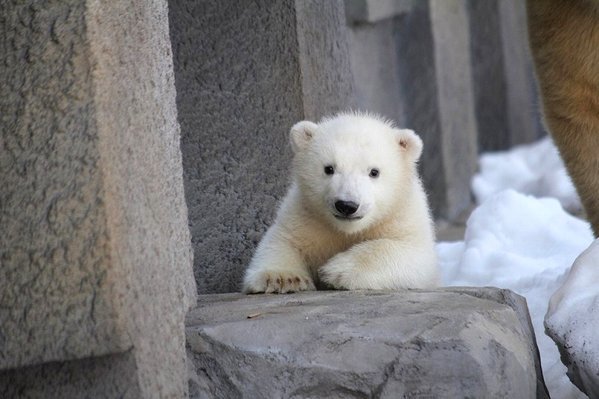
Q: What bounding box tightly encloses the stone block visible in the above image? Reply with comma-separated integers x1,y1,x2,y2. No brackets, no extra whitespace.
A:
467,0,511,152
347,17,406,129
296,0,357,121
1,0,195,396
497,0,545,145
392,2,447,219
388,1,478,220
187,288,548,398
345,0,415,24
429,0,479,220
169,0,356,294
0,1,127,369
0,0,128,370
466,0,544,152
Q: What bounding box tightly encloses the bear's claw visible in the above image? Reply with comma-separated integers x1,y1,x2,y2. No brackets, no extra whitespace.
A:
244,271,316,294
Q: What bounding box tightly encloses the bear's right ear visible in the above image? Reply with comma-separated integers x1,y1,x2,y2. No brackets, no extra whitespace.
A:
290,121,318,153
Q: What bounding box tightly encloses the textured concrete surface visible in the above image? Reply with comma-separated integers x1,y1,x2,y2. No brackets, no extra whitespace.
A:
0,0,129,370
295,0,356,121
0,352,139,399
187,288,548,398
170,0,355,294
87,0,196,396
1,0,195,397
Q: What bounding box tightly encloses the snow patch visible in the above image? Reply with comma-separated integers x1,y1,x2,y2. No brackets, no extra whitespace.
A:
471,137,581,213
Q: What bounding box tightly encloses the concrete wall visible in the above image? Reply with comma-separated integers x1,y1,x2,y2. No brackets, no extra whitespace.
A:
0,0,195,397
169,0,355,294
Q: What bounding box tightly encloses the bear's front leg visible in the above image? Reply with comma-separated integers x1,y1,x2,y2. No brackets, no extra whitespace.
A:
242,230,315,294
319,239,439,290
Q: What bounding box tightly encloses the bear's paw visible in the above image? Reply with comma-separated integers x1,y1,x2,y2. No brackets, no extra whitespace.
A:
319,252,389,290
243,271,316,294
319,256,359,290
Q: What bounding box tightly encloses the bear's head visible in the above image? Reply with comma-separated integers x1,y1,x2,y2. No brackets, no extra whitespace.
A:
289,112,423,235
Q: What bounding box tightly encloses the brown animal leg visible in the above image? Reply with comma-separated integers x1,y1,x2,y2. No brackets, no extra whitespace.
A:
527,0,599,236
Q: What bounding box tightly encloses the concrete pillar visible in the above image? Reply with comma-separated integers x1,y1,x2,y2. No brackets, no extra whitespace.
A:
169,0,356,293
467,0,544,152
467,0,511,152
347,17,407,128
497,0,545,145
429,0,479,220
388,1,477,220
0,0,195,397
295,1,357,121
346,0,478,220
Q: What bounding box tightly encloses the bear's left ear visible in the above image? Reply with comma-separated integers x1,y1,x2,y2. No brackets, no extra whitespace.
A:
290,121,318,153
395,129,423,162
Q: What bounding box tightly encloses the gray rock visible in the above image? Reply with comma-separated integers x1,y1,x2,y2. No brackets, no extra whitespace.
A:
186,288,548,398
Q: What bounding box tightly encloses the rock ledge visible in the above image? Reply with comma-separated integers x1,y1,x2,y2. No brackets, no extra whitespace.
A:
186,288,548,398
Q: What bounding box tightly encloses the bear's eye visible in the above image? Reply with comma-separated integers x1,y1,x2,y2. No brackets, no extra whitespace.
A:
369,168,380,178
324,165,335,175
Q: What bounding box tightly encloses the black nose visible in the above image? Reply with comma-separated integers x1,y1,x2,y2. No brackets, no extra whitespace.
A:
335,200,359,216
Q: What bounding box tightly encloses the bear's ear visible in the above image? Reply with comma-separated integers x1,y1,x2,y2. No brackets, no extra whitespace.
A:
290,121,318,153
395,129,423,161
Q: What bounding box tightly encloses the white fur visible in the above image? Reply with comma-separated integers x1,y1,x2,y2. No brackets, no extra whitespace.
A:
243,112,440,293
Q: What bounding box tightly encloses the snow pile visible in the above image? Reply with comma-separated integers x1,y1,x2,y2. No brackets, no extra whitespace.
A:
545,239,599,398
471,137,582,213
439,136,599,397
438,190,594,398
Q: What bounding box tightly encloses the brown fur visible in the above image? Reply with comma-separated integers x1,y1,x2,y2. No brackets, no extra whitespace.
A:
527,0,599,236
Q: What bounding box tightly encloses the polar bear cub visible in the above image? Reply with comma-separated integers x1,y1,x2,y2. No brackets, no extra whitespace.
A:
243,112,440,293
